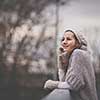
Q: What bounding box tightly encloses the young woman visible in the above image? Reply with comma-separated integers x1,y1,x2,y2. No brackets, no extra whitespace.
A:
44,30,98,100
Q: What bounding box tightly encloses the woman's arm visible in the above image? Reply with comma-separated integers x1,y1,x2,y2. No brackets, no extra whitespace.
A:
65,49,85,91
44,80,72,90
58,68,65,81
58,51,69,81
58,81,71,89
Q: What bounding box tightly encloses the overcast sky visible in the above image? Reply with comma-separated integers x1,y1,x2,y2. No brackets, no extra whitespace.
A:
58,0,100,34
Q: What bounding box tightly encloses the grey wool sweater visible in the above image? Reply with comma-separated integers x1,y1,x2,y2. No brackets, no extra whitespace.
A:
58,49,98,100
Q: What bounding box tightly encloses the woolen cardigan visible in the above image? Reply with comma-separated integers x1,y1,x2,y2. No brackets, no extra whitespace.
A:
57,31,98,100
57,49,98,100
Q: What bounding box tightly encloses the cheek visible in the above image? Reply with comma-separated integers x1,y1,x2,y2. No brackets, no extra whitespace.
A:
69,41,76,49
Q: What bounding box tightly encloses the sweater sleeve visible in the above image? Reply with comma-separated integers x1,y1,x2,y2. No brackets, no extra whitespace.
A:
58,52,69,81
65,50,85,91
58,68,65,81
57,81,72,89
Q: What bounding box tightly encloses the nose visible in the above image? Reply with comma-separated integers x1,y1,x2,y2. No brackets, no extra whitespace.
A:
62,39,67,45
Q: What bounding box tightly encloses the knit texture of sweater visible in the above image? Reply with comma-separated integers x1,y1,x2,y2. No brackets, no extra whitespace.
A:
64,49,98,100
58,31,98,100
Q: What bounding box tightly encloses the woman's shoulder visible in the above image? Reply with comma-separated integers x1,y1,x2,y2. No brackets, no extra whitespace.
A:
72,49,86,54
70,49,91,65
71,49,89,58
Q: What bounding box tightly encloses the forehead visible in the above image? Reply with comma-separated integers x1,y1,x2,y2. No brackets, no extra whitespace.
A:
64,31,75,38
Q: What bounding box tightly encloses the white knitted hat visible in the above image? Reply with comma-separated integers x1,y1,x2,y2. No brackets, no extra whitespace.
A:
64,29,88,51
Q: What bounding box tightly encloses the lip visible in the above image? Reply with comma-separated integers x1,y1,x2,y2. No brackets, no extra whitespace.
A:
63,45,69,48
63,45,69,49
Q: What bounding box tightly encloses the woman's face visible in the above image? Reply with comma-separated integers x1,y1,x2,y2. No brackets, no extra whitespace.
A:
61,31,79,54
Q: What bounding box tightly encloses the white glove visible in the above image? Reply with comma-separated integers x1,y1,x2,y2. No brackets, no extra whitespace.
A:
44,80,59,90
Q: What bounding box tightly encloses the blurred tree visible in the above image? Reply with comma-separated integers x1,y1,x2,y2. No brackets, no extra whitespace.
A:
0,0,69,29
0,0,74,100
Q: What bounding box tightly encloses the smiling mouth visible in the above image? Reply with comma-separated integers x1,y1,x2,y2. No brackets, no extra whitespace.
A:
63,45,69,48
63,46,69,50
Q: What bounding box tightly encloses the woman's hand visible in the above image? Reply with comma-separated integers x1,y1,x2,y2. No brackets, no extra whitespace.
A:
59,46,66,55
59,46,69,64
44,80,59,90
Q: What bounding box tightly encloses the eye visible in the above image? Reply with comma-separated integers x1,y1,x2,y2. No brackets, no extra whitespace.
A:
67,37,71,40
61,37,65,41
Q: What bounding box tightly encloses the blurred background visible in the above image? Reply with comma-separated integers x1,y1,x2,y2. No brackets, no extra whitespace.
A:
0,0,100,100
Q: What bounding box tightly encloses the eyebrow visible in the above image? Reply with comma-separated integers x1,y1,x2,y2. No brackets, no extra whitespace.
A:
64,30,77,38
